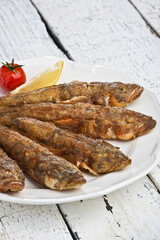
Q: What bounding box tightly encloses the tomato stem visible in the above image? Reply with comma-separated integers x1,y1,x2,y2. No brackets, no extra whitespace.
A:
1,59,24,74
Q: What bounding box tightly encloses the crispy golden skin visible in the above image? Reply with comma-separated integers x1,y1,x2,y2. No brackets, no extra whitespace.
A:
0,126,86,190
0,103,156,140
0,81,143,108
0,117,131,175
0,147,25,192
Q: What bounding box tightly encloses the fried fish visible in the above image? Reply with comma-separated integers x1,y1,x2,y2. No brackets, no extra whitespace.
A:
0,117,131,175
0,126,86,190
0,103,156,140
0,147,25,192
0,81,143,108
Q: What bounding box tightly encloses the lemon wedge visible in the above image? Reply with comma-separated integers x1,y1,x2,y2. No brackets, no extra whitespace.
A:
11,60,64,94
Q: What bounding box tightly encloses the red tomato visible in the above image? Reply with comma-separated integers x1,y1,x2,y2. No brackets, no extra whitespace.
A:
0,59,26,91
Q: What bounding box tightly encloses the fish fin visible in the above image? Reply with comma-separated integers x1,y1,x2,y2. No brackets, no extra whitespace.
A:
80,162,99,176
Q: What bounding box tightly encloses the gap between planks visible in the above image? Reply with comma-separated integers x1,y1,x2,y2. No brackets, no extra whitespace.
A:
128,0,160,38
30,0,74,60
57,204,80,240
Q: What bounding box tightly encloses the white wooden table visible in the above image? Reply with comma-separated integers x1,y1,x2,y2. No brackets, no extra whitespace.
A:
0,0,160,239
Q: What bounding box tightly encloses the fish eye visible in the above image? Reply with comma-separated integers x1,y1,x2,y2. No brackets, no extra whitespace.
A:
119,87,125,92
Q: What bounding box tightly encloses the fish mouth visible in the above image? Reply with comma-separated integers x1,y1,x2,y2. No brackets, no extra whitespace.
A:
45,172,86,190
0,180,24,192
105,155,131,173
128,86,144,103
136,117,156,137
61,176,86,190
112,157,132,171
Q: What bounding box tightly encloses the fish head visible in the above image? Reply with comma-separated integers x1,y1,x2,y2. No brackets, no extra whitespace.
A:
45,160,86,191
136,116,156,137
109,82,144,107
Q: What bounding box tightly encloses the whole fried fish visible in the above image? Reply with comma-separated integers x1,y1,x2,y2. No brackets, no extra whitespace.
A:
0,147,25,192
0,103,156,140
0,117,131,175
0,81,143,108
0,126,86,190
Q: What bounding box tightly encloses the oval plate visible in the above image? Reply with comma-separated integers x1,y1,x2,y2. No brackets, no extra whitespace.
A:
0,56,160,205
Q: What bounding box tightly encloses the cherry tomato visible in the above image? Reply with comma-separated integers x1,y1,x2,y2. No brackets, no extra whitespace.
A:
0,59,26,91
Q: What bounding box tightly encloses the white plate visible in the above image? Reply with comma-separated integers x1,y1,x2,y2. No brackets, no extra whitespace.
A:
0,56,160,205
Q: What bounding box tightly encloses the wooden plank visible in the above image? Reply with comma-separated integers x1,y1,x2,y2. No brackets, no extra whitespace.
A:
0,1,71,239
0,201,72,240
149,166,160,191
0,0,63,61
31,0,160,239
130,0,160,36
60,177,160,240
